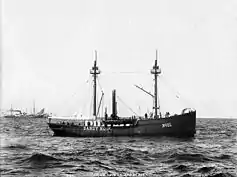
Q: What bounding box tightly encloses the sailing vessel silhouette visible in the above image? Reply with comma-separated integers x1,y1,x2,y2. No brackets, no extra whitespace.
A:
47,51,196,137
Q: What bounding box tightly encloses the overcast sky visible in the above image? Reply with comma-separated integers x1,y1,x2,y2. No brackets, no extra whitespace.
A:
1,0,237,118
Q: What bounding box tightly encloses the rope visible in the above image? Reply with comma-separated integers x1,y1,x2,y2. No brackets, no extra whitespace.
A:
96,77,104,117
116,95,138,116
156,79,162,116
101,71,150,75
159,75,179,97
55,73,91,116
89,78,93,117
97,77,104,93
101,96,104,117
158,75,194,108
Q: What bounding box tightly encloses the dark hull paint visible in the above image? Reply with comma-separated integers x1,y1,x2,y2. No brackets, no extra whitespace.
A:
48,111,196,137
3,115,47,118
3,116,28,118
29,115,48,118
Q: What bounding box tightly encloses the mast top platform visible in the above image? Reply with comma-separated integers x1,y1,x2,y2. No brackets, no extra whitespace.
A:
151,59,161,75
151,50,161,75
90,59,101,75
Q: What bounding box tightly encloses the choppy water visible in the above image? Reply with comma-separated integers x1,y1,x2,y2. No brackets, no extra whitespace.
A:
0,117,236,177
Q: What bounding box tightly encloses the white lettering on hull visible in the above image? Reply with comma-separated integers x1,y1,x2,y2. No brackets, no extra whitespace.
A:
83,127,111,131
162,122,172,128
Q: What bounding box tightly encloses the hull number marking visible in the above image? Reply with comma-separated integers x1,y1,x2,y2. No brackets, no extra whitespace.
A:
162,122,172,128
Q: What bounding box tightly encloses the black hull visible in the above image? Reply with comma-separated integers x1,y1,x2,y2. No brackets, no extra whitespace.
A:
3,116,28,118
48,111,196,138
3,115,47,119
29,115,47,118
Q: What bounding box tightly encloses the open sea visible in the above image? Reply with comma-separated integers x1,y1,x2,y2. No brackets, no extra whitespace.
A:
0,117,236,177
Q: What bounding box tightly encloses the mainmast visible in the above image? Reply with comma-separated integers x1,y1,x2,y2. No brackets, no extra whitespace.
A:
151,50,161,118
90,51,101,118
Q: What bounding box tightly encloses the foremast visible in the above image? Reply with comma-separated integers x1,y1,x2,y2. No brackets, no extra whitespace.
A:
151,50,161,118
90,51,101,119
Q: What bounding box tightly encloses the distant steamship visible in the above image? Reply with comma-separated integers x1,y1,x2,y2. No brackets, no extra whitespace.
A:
47,51,196,137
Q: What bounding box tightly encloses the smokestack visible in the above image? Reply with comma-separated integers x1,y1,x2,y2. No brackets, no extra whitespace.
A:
112,89,117,119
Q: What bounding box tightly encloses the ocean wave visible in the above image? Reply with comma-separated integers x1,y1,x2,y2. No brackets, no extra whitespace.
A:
19,152,64,170
168,152,212,162
152,149,177,159
180,174,192,177
74,165,91,172
5,144,28,149
1,118,236,177
207,172,237,177
173,164,191,172
1,137,29,149
197,166,215,173
23,152,60,163
216,154,231,160
87,160,115,171
4,169,30,175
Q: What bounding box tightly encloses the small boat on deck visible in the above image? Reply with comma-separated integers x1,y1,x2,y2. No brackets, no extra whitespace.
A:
47,51,196,137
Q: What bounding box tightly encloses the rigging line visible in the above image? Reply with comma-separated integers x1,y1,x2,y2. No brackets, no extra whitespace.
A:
158,75,187,103
158,75,194,110
89,78,93,117
87,77,91,116
101,71,151,75
72,74,91,96
96,92,104,117
77,75,90,115
158,75,178,94
101,95,104,117
96,77,104,93
81,75,92,114
116,95,138,116
96,77,104,116
156,80,162,116
61,74,91,109
134,84,154,98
